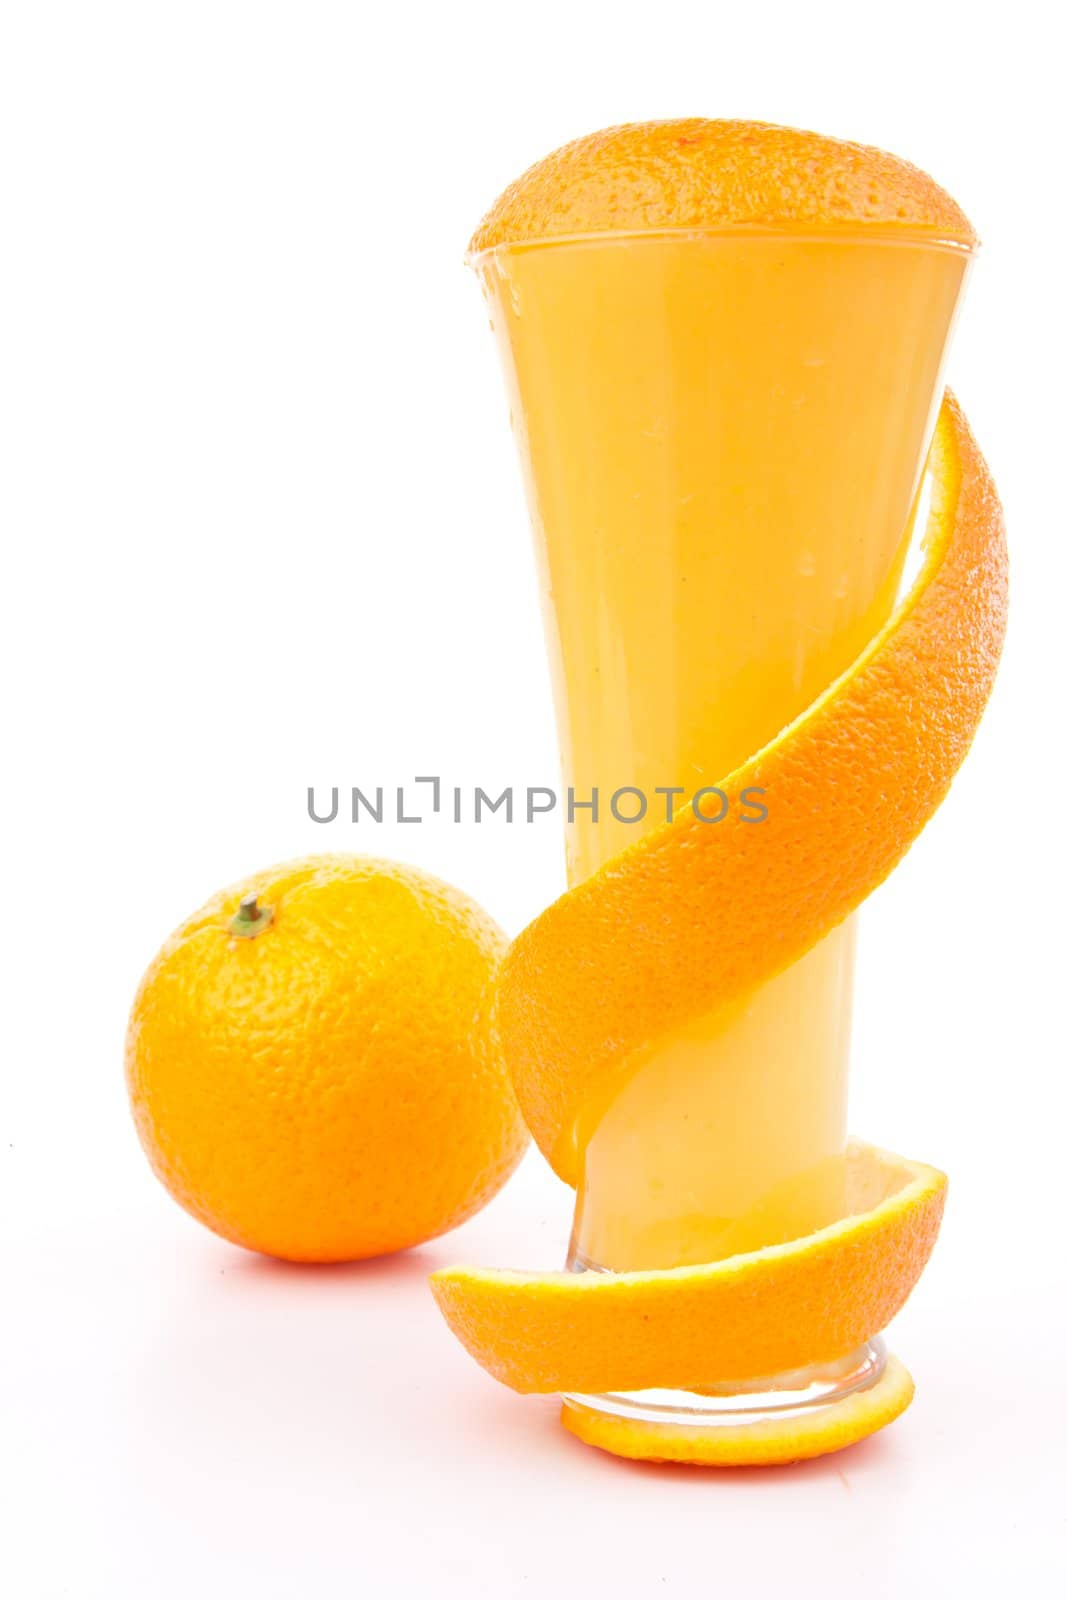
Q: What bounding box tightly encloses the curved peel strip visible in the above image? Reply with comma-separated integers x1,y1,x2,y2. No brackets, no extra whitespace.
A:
495,393,1008,1184
430,1141,946,1394
561,1355,915,1467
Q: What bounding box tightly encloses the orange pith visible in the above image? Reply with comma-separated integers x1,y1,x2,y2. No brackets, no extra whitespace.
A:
431,1142,945,1394
469,119,977,255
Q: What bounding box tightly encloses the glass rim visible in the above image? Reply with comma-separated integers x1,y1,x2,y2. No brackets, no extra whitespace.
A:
467,224,978,269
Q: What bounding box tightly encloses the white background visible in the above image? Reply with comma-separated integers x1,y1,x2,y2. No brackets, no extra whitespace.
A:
3,1,1065,1594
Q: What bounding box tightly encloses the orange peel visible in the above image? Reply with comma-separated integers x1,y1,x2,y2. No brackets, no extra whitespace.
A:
430,1141,945,1394
560,1355,916,1468
496,389,1006,1186
432,393,1003,1462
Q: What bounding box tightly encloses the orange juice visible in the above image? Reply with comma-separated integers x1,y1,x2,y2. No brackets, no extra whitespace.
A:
476,230,969,1272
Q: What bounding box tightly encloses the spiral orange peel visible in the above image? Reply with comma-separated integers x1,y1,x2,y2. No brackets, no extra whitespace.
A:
496,390,1005,1185
432,393,1003,1461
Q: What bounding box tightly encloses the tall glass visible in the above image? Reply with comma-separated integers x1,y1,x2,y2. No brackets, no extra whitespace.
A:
474,228,970,1428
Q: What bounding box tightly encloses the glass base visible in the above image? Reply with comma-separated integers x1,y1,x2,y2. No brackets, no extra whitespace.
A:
562,1337,886,1434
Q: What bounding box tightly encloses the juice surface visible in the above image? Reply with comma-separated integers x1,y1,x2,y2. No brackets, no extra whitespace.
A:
479,231,968,1270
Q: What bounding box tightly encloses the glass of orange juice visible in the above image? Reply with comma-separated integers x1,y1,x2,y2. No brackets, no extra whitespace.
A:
472,146,973,1435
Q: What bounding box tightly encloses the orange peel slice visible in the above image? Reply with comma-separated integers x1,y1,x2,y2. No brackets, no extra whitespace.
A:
430,1141,945,1395
495,390,1007,1185
560,1355,916,1468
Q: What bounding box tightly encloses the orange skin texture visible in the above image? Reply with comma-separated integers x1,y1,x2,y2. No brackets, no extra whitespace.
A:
431,1143,945,1393
126,855,528,1262
561,1355,916,1467
469,119,977,254
495,394,1008,1185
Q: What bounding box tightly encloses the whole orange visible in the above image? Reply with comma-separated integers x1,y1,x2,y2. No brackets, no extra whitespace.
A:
125,854,528,1261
